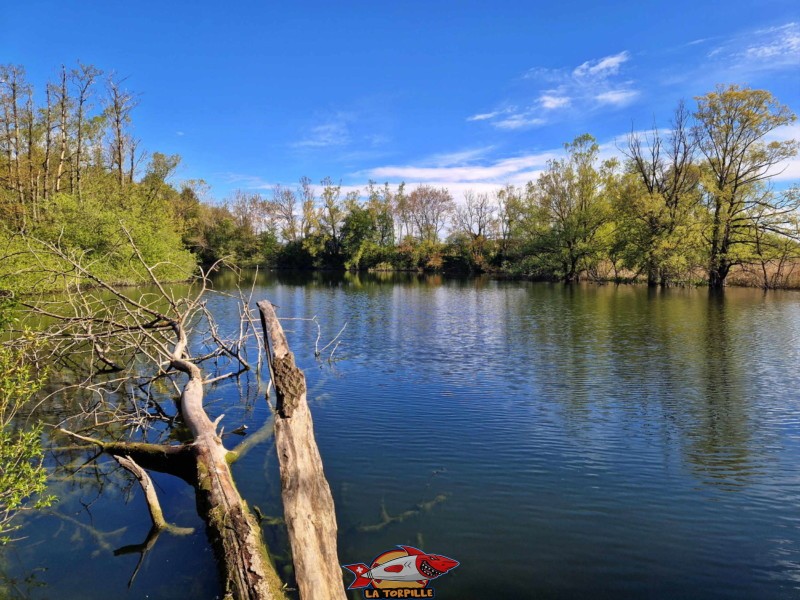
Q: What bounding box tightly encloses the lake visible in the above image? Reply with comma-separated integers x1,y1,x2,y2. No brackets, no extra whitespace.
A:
4,272,800,599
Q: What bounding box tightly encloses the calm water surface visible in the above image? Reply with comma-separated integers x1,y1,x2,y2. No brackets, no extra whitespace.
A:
5,272,800,599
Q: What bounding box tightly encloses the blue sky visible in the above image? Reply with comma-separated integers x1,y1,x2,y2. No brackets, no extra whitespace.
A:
3,0,799,200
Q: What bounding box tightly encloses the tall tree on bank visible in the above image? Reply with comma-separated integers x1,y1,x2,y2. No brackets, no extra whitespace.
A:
104,73,138,188
70,63,102,202
619,102,702,286
453,190,498,268
408,185,454,243
532,134,614,282
693,85,798,289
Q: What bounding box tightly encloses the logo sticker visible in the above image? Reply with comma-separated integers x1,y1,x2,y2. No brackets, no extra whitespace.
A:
343,545,459,598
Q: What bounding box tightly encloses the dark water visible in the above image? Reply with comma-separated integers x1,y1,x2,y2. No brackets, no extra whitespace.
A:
4,272,800,599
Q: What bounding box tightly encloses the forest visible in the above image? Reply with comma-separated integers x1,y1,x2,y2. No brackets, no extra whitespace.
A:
1,62,798,297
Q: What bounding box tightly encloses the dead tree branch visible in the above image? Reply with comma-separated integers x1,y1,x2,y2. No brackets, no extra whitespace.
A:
257,300,346,600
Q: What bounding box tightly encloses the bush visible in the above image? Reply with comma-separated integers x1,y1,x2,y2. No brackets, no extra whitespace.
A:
0,344,54,543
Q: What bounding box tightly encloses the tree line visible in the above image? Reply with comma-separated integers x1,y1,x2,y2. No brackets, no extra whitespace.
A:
188,87,799,290
1,62,798,292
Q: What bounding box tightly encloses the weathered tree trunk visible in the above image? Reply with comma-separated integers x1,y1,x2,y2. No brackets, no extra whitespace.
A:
257,300,347,600
43,86,53,201
55,66,68,194
170,335,287,600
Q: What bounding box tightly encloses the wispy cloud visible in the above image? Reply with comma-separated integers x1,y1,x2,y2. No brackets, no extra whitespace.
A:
573,50,630,78
468,50,639,130
595,89,639,106
539,94,571,109
494,115,548,130
293,112,353,148
742,22,800,61
363,148,559,192
708,21,800,71
467,111,503,122
427,146,496,167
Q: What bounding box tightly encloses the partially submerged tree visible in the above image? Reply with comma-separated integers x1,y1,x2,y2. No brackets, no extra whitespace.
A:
10,233,292,598
693,85,799,289
527,134,614,281
618,102,702,286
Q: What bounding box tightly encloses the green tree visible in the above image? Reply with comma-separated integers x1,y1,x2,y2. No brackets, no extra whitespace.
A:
318,176,344,257
617,103,703,285
693,85,798,288
529,134,613,281
341,194,378,269
365,180,395,247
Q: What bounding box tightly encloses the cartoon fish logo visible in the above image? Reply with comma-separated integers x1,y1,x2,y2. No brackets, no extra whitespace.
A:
343,545,459,590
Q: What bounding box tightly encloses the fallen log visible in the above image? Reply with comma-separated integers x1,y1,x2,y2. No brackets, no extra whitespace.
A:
257,300,347,600
170,331,287,600
57,331,288,599
26,236,290,599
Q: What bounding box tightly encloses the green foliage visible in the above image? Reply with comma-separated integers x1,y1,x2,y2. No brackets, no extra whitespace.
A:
0,345,54,543
694,85,798,287
342,201,380,270
2,62,797,287
513,134,613,281
0,189,196,294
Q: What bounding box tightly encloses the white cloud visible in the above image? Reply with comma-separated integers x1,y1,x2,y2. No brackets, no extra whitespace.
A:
469,50,638,130
467,111,503,122
428,147,495,167
744,22,800,60
539,94,571,109
573,51,630,78
707,21,800,72
366,150,557,186
595,89,639,106
494,115,547,130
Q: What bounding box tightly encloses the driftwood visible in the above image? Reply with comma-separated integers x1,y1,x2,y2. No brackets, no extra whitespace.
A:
169,331,287,600
257,300,347,600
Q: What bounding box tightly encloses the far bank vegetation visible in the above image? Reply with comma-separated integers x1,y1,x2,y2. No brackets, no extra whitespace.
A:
1,62,798,290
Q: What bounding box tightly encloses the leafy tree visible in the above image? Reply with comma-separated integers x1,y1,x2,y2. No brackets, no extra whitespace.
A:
341,195,378,270
365,180,395,247
452,190,498,270
693,85,798,288
318,177,344,257
494,184,523,264
527,134,614,281
616,103,703,285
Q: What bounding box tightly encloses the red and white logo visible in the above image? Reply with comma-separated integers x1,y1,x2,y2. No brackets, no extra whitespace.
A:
343,545,459,597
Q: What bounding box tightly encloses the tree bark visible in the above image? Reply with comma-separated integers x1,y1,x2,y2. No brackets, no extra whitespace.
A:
170,340,287,600
257,300,347,600
55,66,68,194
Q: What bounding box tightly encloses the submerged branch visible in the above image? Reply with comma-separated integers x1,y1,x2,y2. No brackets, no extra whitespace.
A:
357,494,449,533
